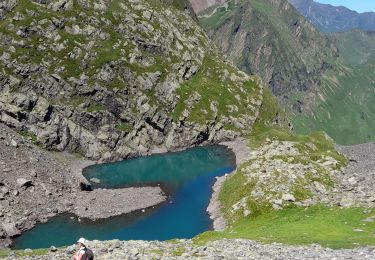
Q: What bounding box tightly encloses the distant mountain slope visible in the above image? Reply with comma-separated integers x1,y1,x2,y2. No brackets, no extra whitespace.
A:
292,30,375,144
194,0,375,145
288,0,375,32
196,0,337,109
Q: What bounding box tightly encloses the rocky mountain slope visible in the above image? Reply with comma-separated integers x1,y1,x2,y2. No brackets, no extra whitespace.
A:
5,81,375,259
288,0,375,32
195,0,337,110
0,0,263,162
193,0,375,145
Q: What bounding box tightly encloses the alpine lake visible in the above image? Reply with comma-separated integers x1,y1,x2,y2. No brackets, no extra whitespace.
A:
13,145,236,249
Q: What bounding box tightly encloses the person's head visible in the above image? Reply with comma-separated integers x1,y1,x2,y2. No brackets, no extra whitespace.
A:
76,237,86,248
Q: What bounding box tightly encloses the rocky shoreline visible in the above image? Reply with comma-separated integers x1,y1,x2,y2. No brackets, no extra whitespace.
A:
0,124,167,248
0,120,240,248
207,138,252,231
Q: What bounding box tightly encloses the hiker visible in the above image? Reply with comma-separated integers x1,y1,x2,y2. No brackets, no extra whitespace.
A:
73,237,94,260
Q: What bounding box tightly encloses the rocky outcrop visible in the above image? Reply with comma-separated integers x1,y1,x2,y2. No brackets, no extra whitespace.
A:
226,139,346,221
8,239,375,259
0,0,263,162
217,136,375,224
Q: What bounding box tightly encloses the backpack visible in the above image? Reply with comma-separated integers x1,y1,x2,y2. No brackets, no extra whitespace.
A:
83,247,94,260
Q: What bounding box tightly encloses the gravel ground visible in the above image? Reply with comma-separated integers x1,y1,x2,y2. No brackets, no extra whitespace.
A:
334,143,375,207
9,239,375,259
74,187,166,220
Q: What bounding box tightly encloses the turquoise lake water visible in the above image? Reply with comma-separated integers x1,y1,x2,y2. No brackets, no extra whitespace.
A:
13,145,236,249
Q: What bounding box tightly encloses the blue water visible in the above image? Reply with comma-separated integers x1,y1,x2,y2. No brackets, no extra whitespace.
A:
13,146,235,249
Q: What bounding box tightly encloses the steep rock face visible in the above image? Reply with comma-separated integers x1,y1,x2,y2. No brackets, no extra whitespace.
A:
189,0,227,14
289,0,375,32
0,0,263,161
196,0,337,110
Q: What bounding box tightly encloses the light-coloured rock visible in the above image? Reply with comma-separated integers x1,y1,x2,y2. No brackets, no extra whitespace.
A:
16,178,32,188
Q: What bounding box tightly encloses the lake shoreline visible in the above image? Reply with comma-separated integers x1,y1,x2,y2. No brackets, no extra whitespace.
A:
207,138,251,231
10,142,237,248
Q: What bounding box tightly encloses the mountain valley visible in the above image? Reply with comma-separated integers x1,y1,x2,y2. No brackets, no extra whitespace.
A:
0,0,374,258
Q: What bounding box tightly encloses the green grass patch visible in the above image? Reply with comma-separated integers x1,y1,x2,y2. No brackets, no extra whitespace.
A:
219,163,260,221
0,248,49,258
115,123,134,132
292,32,375,145
17,130,37,144
195,205,375,249
292,61,375,145
86,102,105,113
171,247,185,256
173,53,259,127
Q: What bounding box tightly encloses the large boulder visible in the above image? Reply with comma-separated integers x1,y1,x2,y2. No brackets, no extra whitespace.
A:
1,222,21,237
16,178,33,188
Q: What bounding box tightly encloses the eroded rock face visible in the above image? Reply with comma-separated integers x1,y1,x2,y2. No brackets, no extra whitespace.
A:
0,0,263,162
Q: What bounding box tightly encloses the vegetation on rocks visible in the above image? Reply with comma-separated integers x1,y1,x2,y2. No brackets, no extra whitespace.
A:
195,86,374,249
196,206,375,249
195,0,375,146
218,88,347,221
0,0,262,161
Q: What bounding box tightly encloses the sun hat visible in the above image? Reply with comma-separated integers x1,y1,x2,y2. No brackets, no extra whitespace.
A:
77,237,86,245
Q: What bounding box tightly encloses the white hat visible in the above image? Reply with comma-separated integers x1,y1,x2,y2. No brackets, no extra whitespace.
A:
77,238,86,245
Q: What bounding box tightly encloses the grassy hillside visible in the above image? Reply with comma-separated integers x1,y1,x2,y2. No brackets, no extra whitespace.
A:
197,0,336,102
292,31,375,145
197,0,375,145
195,88,375,249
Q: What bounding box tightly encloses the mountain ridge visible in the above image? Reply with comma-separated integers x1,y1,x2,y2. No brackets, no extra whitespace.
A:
192,0,375,145
288,0,375,32
195,0,338,111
